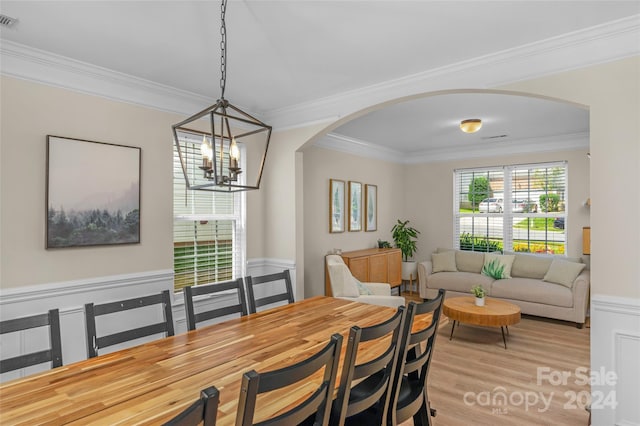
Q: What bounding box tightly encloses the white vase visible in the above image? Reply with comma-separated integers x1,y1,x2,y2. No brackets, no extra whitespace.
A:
475,297,485,307
401,261,418,281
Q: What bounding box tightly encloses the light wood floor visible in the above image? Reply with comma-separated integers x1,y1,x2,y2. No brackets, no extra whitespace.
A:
397,299,590,426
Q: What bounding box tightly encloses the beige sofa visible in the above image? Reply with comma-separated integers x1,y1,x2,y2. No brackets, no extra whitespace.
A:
418,248,590,328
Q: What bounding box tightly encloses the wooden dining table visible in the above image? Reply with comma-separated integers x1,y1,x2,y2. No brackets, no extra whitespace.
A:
0,296,428,425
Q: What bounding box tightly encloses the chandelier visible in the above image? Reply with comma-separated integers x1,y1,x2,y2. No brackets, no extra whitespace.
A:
172,0,271,192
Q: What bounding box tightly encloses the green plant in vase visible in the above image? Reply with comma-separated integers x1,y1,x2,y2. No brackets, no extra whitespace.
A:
391,220,420,261
392,219,420,281
377,239,391,249
471,285,487,306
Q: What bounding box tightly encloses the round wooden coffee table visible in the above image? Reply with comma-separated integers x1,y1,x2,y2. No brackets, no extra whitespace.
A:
443,297,521,349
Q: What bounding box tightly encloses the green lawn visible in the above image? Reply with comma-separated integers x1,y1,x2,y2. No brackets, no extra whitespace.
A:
514,217,562,232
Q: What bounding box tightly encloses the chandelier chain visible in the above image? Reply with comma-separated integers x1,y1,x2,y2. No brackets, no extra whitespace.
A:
219,0,227,99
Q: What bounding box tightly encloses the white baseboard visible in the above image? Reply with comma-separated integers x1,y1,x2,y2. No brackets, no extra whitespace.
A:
591,294,640,426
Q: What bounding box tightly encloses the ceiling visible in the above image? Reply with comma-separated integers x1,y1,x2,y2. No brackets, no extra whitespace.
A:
1,1,638,157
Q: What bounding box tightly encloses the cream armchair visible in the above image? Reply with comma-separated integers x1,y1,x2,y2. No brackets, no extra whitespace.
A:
326,255,405,308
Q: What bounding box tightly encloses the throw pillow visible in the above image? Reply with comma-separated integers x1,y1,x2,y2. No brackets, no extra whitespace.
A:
543,259,586,288
432,251,458,273
481,253,515,280
354,278,373,295
455,250,485,273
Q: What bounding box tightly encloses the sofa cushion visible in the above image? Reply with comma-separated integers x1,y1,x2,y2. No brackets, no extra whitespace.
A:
543,259,587,288
491,278,573,307
428,271,494,294
432,251,458,273
436,248,485,274
482,253,515,279
508,252,553,279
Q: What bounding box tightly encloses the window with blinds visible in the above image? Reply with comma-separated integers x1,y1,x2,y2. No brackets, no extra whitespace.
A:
173,137,245,291
454,162,567,255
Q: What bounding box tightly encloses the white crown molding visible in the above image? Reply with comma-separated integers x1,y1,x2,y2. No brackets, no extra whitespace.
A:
315,133,406,163
267,15,640,130
407,132,589,164
317,132,588,164
1,16,638,130
0,40,261,119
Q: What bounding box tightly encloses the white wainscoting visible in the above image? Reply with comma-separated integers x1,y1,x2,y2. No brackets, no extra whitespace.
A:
0,270,174,382
590,294,640,426
171,258,297,334
0,258,296,383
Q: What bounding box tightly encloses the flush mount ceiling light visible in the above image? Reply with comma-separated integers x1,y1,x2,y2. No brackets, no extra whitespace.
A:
172,0,271,193
460,119,483,133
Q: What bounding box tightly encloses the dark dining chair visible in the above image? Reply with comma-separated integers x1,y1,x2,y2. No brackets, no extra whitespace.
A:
388,289,446,426
163,386,219,426
85,290,174,358
245,269,294,314
183,278,247,330
330,306,407,426
235,333,343,426
0,309,63,374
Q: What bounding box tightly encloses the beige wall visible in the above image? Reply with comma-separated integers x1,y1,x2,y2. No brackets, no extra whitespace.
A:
3,56,638,302
499,56,640,299
0,76,266,288
288,57,637,300
302,146,405,297
405,149,591,263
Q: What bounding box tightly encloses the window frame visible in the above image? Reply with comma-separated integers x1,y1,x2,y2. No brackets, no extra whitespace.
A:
173,138,246,293
453,161,568,255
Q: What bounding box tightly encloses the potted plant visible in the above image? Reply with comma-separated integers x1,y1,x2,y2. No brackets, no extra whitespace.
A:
471,285,487,306
391,219,420,281
377,239,391,249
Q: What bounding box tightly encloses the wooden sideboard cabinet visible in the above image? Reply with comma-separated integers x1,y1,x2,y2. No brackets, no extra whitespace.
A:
325,248,402,296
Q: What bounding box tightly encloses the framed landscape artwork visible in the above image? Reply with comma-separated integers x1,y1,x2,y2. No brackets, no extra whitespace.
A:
46,135,141,248
329,179,345,233
365,184,377,231
348,181,362,232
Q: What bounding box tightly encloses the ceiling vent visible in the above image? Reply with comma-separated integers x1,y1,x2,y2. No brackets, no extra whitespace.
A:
481,134,508,140
0,14,18,28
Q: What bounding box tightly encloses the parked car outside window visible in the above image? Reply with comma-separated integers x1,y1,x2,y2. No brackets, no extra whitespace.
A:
512,199,538,213
478,198,504,213
553,217,565,229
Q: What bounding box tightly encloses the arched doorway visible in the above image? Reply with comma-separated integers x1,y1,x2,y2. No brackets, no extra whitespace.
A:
297,89,589,298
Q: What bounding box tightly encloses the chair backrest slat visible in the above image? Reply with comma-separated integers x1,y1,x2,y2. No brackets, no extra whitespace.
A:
0,309,63,373
93,292,165,315
0,313,50,334
183,278,247,331
387,289,446,425
236,333,342,426
85,290,174,358
245,270,294,314
163,386,219,426
331,306,406,425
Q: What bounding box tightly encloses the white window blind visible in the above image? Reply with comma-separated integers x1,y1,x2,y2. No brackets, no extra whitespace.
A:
454,162,567,255
173,136,245,291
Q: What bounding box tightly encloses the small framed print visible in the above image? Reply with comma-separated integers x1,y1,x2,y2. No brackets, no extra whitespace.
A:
365,184,377,231
348,181,362,232
329,179,345,233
